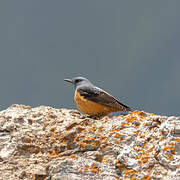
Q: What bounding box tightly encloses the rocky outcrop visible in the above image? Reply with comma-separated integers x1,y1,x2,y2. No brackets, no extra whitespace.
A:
0,104,180,180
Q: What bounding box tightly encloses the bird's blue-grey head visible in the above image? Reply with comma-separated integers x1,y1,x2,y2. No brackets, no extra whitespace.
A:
64,76,93,88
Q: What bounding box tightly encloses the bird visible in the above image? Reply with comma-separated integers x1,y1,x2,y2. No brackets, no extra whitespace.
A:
64,76,132,118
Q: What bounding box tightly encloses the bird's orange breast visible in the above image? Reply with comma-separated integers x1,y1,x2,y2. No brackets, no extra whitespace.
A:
74,90,120,117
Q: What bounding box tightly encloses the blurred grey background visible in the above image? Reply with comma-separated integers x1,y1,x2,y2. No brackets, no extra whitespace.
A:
0,1,179,116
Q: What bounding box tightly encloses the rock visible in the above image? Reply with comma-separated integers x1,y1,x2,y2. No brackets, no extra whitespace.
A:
0,104,180,179
174,119,180,135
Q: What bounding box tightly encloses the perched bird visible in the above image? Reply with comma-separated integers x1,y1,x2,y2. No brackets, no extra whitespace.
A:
64,77,132,118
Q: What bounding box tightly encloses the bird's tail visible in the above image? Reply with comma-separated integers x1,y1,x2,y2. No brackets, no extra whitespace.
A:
116,99,133,112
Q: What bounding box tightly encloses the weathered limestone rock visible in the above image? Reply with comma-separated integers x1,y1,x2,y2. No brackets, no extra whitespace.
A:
0,104,180,179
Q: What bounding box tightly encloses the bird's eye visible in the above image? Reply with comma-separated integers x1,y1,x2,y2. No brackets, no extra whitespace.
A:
75,79,80,83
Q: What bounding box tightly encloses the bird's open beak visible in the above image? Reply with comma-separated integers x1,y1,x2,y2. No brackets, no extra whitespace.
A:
64,79,73,83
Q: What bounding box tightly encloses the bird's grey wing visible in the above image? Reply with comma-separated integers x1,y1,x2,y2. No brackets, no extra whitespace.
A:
78,87,131,111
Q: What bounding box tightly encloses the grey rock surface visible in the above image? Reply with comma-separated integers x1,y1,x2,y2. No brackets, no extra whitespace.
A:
0,104,180,179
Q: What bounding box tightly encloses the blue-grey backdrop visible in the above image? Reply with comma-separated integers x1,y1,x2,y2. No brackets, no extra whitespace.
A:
0,1,180,116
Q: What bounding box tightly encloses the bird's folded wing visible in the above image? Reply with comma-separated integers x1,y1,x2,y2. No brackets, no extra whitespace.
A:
78,87,131,111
